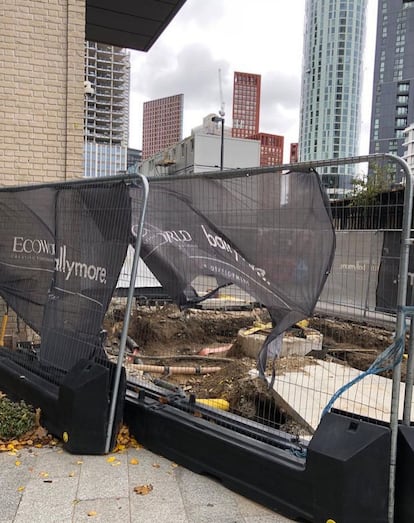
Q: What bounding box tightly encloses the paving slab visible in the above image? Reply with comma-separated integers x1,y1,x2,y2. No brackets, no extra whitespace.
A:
0,445,295,523
271,359,412,432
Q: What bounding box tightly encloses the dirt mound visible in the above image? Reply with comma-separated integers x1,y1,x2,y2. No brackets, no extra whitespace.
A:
128,305,270,355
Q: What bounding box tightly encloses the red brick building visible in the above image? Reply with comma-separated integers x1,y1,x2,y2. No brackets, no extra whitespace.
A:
231,72,261,139
249,133,284,167
290,142,299,163
142,94,183,159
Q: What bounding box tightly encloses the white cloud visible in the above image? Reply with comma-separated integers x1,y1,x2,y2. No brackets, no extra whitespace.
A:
129,0,377,162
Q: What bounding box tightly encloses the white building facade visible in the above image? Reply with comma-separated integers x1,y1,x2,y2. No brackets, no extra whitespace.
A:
139,115,261,177
403,123,414,174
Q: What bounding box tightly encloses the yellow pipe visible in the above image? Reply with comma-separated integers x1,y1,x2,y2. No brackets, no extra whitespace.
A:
0,312,8,346
196,398,230,411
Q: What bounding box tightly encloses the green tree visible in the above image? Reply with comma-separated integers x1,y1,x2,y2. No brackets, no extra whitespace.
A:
350,163,395,206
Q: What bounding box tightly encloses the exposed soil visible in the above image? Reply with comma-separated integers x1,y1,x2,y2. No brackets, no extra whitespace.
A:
105,304,404,435
309,316,407,380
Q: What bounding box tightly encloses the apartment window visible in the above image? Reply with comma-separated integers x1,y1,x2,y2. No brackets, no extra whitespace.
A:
397,106,408,115
397,95,408,103
396,118,407,127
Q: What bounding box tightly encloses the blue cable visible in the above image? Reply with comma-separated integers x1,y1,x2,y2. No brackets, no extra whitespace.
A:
322,334,405,418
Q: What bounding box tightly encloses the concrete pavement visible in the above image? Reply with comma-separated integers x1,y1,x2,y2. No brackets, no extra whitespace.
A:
0,445,294,523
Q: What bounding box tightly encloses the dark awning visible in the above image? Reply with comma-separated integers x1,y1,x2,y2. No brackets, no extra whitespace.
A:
86,0,187,51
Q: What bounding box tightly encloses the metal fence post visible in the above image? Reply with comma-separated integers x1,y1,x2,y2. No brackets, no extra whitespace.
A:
105,174,150,454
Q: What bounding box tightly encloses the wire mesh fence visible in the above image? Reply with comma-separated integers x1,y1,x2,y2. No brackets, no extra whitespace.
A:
0,154,413,519
99,155,413,455
0,156,411,445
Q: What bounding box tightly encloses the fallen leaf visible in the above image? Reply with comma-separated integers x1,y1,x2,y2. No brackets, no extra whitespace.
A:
68,471,76,477
15,460,21,466
133,484,153,495
106,456,116,463
129,458,139,465
17,486,25,492
87,510,98,517
152,463,160,468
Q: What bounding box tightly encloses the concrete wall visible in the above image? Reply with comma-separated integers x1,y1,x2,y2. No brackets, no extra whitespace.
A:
0,0,85,186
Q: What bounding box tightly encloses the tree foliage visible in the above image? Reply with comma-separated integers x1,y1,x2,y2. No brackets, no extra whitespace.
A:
350,163,395,206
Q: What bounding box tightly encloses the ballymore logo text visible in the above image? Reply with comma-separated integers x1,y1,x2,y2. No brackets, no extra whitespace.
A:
12,237,107,284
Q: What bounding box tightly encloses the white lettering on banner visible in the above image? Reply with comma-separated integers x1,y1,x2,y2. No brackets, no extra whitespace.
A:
12,237,107,284
200,225,270,286
340,261,379,272
162,230,192,243
54,245,107,283
13,236,56,255
139,227,192,244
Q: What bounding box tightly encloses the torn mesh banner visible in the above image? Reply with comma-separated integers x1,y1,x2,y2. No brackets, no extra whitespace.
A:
131,169,335,375
0,178,131,371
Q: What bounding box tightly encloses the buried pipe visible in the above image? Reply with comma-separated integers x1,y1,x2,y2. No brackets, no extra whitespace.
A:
132,364,221,375
198,344,232,356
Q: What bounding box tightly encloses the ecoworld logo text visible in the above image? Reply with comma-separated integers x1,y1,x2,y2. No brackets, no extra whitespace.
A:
12,237,107,284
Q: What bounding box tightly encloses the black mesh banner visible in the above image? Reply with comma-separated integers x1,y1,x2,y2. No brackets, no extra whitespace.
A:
131,170,336,374
0,179,131,371
0,170,335,376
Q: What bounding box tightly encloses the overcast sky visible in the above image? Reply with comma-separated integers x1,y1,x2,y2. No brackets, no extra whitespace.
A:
129,0,378,162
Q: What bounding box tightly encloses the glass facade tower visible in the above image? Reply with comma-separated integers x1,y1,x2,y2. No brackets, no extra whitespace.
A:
299,0,367,197
369,0,414,179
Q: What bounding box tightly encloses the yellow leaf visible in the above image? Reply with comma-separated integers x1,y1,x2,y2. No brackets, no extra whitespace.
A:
111,461,121,466
15,460,21,466
87,510,98,517
133,484,153,495
40,472,49,478
68,471,76,477
130,458,139,465
152,463,160,468
17,486,25,492
106,456,116,463
76,460,83,465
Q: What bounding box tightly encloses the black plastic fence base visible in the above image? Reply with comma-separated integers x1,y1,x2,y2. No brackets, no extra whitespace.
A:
0,349,125,454
124,388,392,523
395,425,414,522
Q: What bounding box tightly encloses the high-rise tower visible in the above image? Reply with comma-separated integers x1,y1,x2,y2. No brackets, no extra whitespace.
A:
369,0,414,174
299,0,367,197
84,41,130,177
232,72,261,139
142,94,184,160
